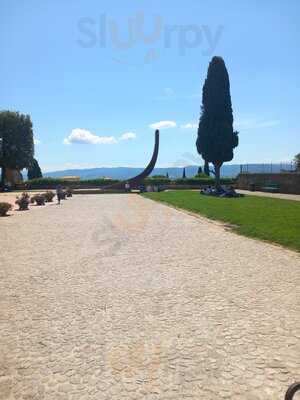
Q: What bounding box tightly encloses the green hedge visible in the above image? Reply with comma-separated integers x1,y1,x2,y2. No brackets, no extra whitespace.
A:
25,177,120,189
173,177,214,185
24,176,236,189
171,177,236,185
220,177,237,185
143,177,236,186
143,177,171,185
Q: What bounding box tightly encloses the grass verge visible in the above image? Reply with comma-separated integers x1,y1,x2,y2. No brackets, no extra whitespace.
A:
143,191,300,252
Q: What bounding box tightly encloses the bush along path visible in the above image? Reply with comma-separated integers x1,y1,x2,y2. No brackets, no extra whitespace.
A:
0,189,72,217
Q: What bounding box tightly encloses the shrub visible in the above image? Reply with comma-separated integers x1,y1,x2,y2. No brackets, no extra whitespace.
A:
173,177,236,186
174,177,214,185
143,177,171,185
151,175,168,179
0,202,12,216
44,191,55,202
15,192,30,210
194,173,211,179
31,194,46,206
24,176,237,190
25,177,119,189
220,177,237,185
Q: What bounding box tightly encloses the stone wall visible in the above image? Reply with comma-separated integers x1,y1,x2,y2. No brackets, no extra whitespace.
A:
237,173,300,194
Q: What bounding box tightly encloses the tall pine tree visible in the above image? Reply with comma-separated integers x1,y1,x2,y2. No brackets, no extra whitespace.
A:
196,57,238,188
204,160,210,176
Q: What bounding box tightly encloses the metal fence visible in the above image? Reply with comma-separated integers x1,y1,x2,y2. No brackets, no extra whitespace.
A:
240,162,296,174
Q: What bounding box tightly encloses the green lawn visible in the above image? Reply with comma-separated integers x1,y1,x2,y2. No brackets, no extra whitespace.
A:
143,191,300,252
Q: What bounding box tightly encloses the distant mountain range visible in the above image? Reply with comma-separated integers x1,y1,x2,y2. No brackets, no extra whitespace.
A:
43,163,294,180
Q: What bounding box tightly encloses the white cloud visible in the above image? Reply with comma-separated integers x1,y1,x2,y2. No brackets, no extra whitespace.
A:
34,138,41,145
234,118,280,131
181,122,198,129
63,128,117,145
149,120,177,130
120,132,136,140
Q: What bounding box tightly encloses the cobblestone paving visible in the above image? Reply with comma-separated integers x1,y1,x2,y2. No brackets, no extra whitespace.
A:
0,194,299,400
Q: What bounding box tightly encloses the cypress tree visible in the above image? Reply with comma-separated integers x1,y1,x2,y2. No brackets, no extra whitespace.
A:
204,160,210,176
182,167,186,179
197,166,203,175
28,158,42,180
196,57,238,188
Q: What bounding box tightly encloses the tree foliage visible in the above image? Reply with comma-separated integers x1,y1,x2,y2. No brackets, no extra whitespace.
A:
0,111,34,174
204,160,210,176
182,167,186,179
196,57,238,188
28,158,43,180
151,175,168,179
294,153,300,171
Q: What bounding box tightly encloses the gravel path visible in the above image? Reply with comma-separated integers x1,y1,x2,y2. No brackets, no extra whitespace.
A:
0,194,299,400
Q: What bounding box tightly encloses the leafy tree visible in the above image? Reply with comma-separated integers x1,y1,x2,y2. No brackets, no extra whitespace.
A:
28,158,43,180
294,153,300,171
196,57,238,188
182,167,186,179
197,166,203,175
0,111,34,184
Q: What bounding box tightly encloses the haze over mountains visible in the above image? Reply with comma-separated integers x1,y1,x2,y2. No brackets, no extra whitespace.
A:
43,163,294,180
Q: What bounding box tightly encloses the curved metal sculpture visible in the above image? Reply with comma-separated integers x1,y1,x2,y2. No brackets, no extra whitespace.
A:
103,130,159,190
285,383,300,400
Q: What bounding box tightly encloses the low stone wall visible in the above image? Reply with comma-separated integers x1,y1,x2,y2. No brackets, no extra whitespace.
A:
237,173,300,194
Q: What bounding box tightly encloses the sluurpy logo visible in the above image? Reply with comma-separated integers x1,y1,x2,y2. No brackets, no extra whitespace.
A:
76,12,224,65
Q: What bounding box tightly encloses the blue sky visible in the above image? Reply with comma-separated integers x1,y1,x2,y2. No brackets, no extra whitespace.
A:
1,0,299,171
